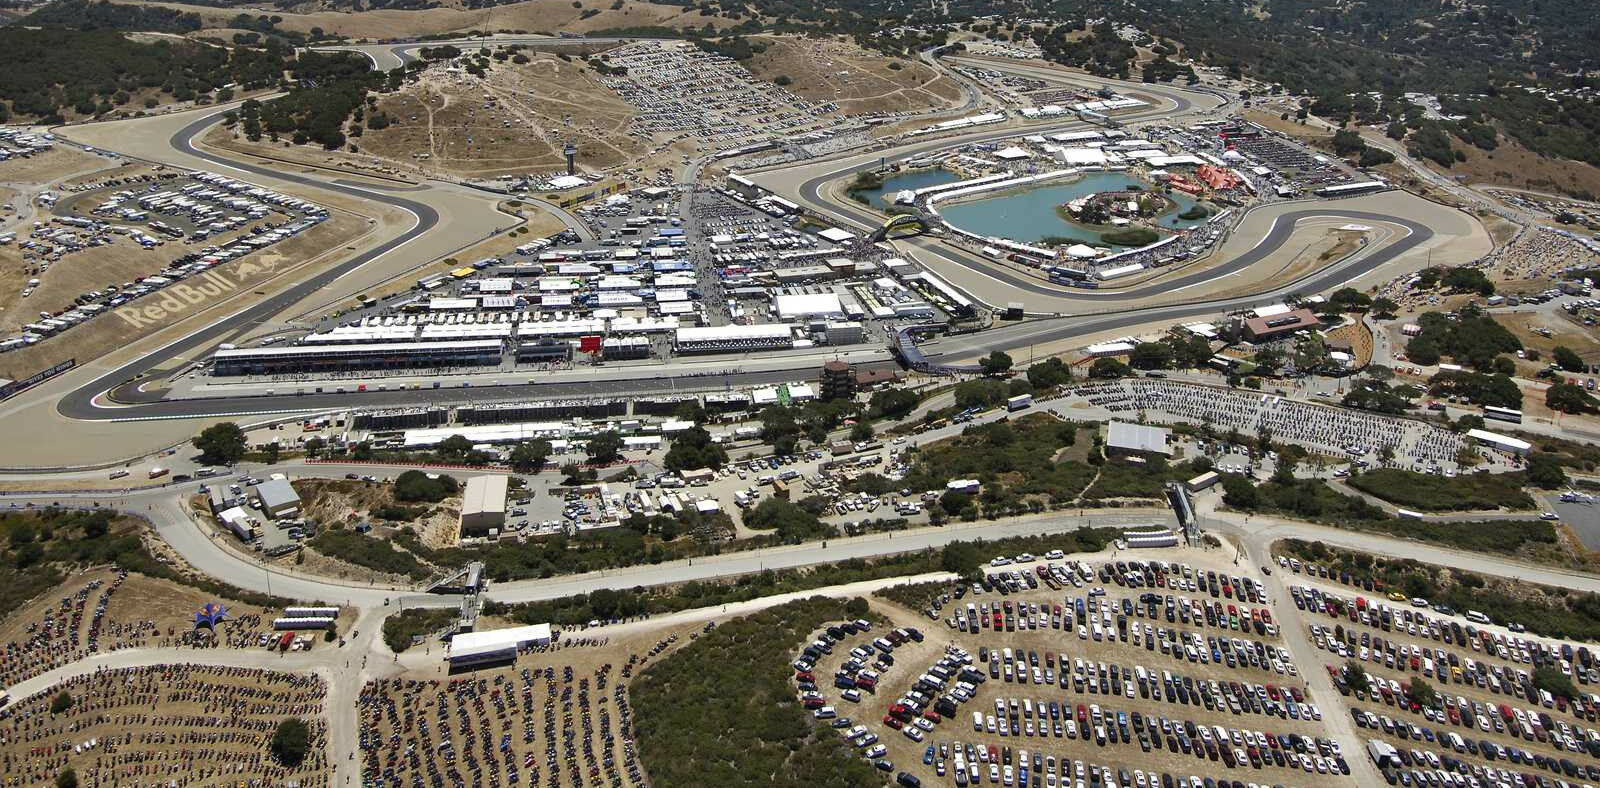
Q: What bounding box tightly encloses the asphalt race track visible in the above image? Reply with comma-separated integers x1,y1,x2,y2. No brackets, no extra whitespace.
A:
53,111,448,420
47,60,1448,424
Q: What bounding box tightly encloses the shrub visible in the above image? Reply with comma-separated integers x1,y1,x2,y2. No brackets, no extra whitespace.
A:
392,470,458,503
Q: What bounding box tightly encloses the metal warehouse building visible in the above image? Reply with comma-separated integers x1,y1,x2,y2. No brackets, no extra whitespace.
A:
460,475,509,537
448,623,553,666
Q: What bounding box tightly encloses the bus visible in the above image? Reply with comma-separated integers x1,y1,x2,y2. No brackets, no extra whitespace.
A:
1483,406,1522,424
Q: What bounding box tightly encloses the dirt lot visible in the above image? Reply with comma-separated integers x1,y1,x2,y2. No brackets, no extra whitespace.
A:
0,663,330,785
302,204,566,320
358,53,645,179
1242,109,1332,145
124,0,729,40
1326,320,1375,368
0,202,369,380
0,567,282,690
0,147,121,189
294,476,462,549
743,36,964,117
359,624,694,787
818,553,1343,786
1497,311,1600,369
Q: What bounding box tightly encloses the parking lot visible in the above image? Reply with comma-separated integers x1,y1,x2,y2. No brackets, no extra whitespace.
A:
358,627,692,788
1283,558,1600,786
793,552,1354,786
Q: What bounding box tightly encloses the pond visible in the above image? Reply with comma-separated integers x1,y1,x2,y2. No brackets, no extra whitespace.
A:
863,169,1210,245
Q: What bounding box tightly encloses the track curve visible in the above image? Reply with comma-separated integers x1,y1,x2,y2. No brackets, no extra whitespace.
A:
56,111,444,419
49,64,1440,422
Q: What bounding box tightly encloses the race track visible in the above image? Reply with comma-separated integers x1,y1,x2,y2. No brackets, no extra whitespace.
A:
39,56,1474,426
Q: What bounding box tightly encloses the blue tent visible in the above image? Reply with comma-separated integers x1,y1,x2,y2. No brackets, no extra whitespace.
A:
193,602,228,629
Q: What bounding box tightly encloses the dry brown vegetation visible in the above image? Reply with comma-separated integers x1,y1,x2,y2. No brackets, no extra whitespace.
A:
360,53,644,178
742,36,963,116
125,0,731,39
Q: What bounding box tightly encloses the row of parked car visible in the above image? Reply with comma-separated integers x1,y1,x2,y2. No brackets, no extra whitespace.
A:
1368,730,1598,788
1281,556,1532,632
1296,584,1600,718
1355,702,1600,776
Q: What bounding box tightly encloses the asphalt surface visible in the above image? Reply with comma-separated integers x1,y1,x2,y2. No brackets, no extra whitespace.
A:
51,55,1439,427
56,110,445,417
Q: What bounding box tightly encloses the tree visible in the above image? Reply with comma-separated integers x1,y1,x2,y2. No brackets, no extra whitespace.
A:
586,430,623,465
509,440,552,473
1547,382,1600,414
844,596,869,617
980,351,1014,376
1332,128,1364,156
1026,356,1073,388
664,426,727,471
1253,346,1286,375
435,434,473,459
392,470,458,502
940,541,982,578
1553,345,1586,372
1533,665,1577,702
1371,297,1398,318
1088,357,1130,379
55,769,77,788
270,718,311,767
50,691,73,714
193,422,246,465
1220,475,1259,509
939,489,972,515
560,462,596,486
1129,342,1173,370
848,420,875,442
303,436,325,458
1408,677,1438,707
1526,453,1568,488
867,388,918,420
1343,661,1370,694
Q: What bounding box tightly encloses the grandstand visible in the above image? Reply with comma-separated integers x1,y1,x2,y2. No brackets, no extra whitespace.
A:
212,340,503,376
673,324,795,354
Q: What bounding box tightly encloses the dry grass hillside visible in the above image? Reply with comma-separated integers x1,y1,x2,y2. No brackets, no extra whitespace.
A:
742,35,963,116
125,0,733,40
359,51,644,177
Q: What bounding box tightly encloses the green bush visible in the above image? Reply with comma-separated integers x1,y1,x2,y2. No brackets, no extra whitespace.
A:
382,608,457,653
742,498,836,543
309,530,431,579
1100,227,1160,246
1347,468,1534,511
392,470,458,503
632,598,880,787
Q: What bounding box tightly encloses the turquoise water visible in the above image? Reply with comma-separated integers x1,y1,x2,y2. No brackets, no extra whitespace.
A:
852,168,963,207
866,169,1210,245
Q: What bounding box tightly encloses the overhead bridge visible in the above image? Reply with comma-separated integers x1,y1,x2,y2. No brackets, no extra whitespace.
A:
869,212,928,243
427,561,485,595
892,324,984,376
